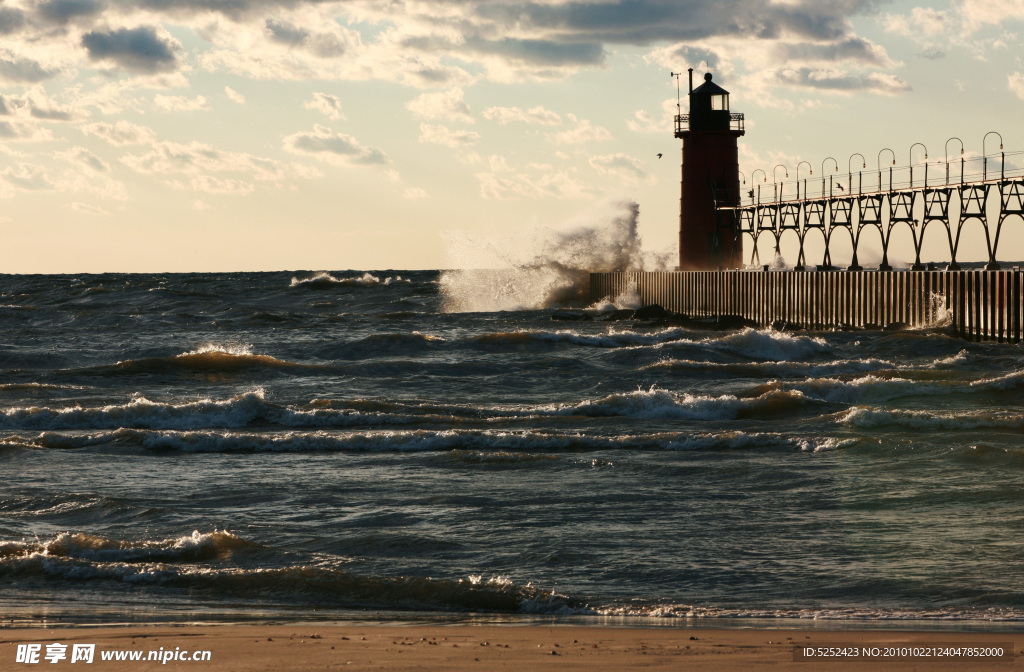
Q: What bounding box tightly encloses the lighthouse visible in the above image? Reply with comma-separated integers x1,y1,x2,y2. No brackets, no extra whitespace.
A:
675,70,744,270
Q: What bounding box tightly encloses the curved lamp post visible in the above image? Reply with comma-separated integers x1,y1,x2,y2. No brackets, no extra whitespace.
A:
821,157,837,197
773,164,788,202
945,137,963,185
752,169,766,204
877,148,895,191
796,161,811,199
848,153,866,195
909,142,927,188
983,131,1003,182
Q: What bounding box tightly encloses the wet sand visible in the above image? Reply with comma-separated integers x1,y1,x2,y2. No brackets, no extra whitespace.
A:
1,624,1019,670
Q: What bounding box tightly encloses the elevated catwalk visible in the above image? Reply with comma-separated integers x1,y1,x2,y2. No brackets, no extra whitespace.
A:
590,269,1023,343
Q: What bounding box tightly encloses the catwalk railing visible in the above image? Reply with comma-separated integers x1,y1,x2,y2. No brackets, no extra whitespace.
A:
719,151,1024,271
590,269,1024,343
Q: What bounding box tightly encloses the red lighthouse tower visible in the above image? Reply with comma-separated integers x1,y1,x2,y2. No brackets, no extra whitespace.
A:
675,70,744,270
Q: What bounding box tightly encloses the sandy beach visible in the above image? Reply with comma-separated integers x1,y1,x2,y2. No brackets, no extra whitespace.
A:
2,624,1018,671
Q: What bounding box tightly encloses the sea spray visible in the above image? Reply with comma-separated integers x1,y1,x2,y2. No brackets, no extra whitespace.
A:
439,201,670,312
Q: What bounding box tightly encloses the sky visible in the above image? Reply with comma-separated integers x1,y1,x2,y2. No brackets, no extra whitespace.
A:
0,0,1022,272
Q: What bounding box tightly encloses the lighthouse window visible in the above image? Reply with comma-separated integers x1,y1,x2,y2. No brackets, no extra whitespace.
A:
711,94,728,111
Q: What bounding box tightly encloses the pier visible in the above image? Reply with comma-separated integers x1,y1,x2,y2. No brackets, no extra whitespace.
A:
633,70,1024,343
589,269,1023,343
719,144,1024,272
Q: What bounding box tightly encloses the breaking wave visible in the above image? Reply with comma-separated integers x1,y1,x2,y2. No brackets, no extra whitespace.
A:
439,201,670,312
290,271,409,288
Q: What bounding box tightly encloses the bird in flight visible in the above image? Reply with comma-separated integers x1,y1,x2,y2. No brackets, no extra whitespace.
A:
657,153,663,159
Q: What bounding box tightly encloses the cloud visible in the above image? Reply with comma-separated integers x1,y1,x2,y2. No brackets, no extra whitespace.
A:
589,153,654,183
483,105,561,125
550,115,613,144
476,165,589,199
472,0,863,45
71,201,110,214
56,146,110,173
406,88,474,123
80,120,157,146
265,18,348,58
225,86,245,104
626,99,677,133
1010,72,1024,101
121,139,311,194
0,7,26,35
918,46,946,59
0,52,60,83
36,0,105,25
153,94,210,111
81,26,180,74
404,187,428,199
0,120,54,142
283,124,389,165
0,163,54,192
773,68,911,94
304,92,344,120
464,37,604,66
418,123,480,148
774,37,893,67
959,0,1024,32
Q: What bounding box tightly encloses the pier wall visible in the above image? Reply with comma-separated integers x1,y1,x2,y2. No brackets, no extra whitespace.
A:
589,270,1024,343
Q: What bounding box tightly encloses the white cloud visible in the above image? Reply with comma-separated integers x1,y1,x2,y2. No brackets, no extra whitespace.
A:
71,202,109,215
476,164,589,199
1010,72,1024,100
79,120,156,146
483,105,561,125
55,146,110,173
154,94,210,112
418,123,480,147
883,7,950,37
304,92,344,120
225,86,245,104
283,124,389,165
550,115,613,144
0,163,54,194
404,187,428,199
123,139,312,194
589,153,655,184
626,100,677,133
0,119,54,142
406,88,474,123
959,0,1024,32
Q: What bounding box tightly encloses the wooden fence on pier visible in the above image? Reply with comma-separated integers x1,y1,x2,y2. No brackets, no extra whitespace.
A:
590,270,1024,343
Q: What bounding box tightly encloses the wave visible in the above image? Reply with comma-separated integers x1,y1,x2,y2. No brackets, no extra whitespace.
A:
9,426,852,454
440,201,673,312
0,383,828,433
0,531,560,613
1,530,254,563
467,327,830,358
100,344,309,375
549,386,820,421
645,357,897,378
840,407,1024,431
468,326,692,349
971,369,1024,391
523,600,1024,621
0,390,412,432
290,272,409,288
702,328,831,361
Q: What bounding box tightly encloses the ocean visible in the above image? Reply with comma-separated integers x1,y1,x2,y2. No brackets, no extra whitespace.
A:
2,268,1023,629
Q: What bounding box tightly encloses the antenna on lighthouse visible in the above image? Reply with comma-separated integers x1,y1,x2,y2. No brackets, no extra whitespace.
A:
670,71,682,116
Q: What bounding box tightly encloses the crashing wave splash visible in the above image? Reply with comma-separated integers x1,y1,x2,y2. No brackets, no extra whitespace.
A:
440,201,671,312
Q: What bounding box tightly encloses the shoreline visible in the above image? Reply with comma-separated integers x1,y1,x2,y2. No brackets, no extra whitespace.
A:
2,623,1019,671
